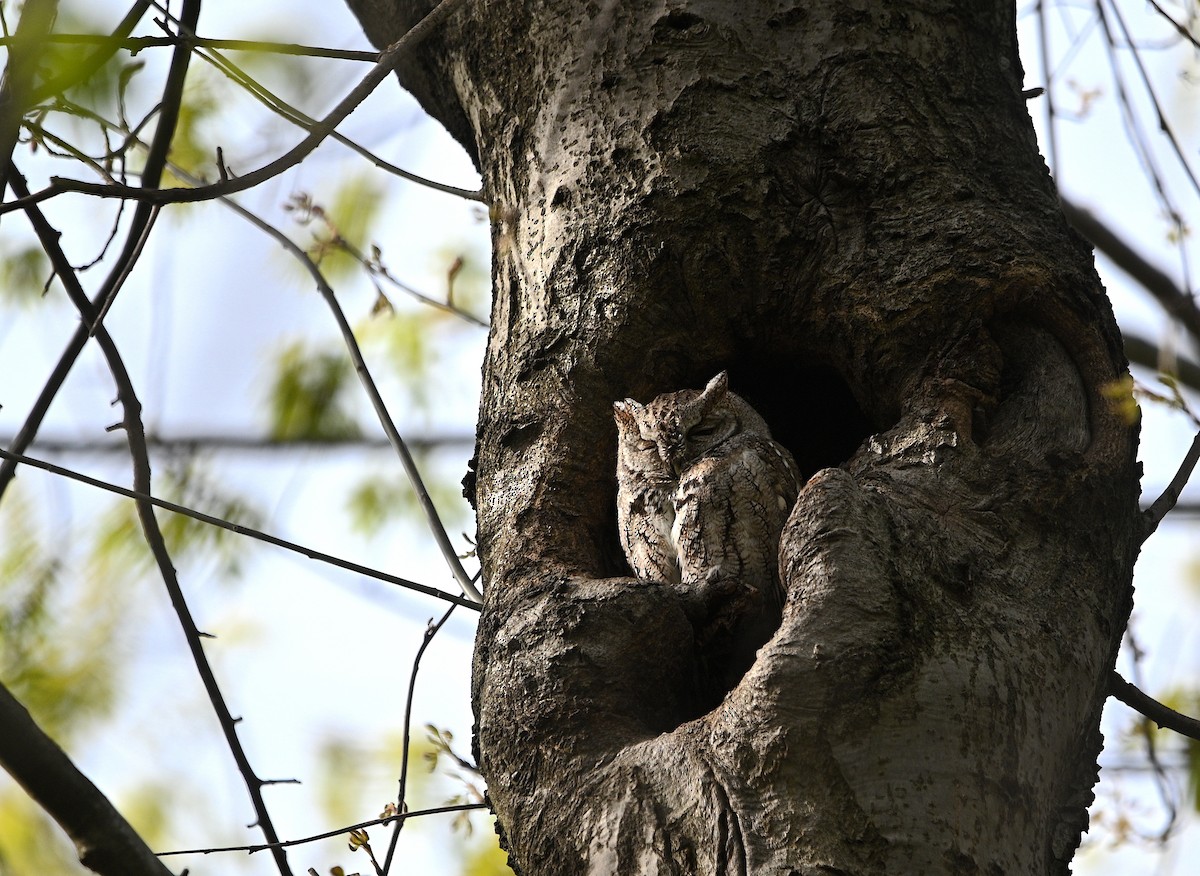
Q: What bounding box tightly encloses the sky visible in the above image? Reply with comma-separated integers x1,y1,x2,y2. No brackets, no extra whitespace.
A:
0,1,1198,874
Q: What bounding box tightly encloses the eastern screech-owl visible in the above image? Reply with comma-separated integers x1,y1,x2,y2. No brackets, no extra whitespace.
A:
613,372,801,650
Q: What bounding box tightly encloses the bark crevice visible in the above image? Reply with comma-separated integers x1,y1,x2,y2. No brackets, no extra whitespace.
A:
341,1,1142,873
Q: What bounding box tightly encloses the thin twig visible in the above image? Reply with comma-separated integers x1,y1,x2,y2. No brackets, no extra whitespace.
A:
156,166,486,602
32,117,486,326
328,228,489,327
0,0,58,200
382,605,458,874
1120,632,1179,838
156,802,486,857
1111,671,1200,742
0,0,474,214
89,0,201,336
0,33,380,62
13,107,487,605
149,4,483,202
0,431,475,453
1143,0,1200,50
1123,335,1200,394
1103,0,1200,204
313,253,485,602
1142,427,1200,537
1093,0,1194,300
27,1,153,103
0,446,480,611
10,171,295,876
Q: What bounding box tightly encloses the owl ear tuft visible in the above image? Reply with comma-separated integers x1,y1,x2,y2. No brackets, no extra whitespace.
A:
704,371,729,395
699,371,729,408
613,399,641,424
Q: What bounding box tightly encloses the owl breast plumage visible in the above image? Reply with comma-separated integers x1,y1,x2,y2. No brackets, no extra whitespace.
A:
613,372,801,614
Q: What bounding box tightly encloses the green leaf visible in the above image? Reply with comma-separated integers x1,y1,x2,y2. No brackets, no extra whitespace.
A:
346,465,467,539
266,341,362,441
89,458,263,581
0,245,50,305
161,75,220,185
0,493,121,743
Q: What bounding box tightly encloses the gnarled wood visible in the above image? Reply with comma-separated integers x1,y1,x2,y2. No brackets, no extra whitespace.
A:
343,1,1141,872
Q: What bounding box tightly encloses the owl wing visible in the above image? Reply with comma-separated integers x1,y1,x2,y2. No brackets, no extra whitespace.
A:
672,435,801,609
618,482,681,586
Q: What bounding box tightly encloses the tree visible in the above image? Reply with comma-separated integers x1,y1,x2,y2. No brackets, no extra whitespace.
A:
1,1,1198,875
343,0,1156,873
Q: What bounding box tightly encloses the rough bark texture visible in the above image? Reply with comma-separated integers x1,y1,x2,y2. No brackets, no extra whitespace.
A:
345,1,1141,873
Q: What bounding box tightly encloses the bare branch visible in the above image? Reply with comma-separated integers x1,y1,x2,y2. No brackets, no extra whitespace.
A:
156,803,487,857
3,431,475,453
382,605,459,874
89,0,201,334
1062,199,1200,346
0,0,58,199
8,100,486,606
31,112,486,326
1101,0,1200,203
0,32,380,62
1110,671,1200,742
0,446,480,611
0,0,199,527
312,260,485,603
0,680,178,876
0,0,475,214
1142,427,1200,537
10,171,296,876
28,1,153,103
1123,333,1200,394
155,165,486,603
156,7,484,201
1143,0,1200,50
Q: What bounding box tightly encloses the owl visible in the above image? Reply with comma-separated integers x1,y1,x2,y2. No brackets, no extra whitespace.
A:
613,372,802,653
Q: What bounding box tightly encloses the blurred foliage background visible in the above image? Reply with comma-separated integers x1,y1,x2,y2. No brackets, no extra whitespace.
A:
0,1,1198,875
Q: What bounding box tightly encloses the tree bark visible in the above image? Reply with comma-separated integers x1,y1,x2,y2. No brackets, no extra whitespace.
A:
344,1,1141,873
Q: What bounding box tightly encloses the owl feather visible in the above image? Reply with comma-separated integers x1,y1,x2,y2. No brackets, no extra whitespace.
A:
614,372,801,662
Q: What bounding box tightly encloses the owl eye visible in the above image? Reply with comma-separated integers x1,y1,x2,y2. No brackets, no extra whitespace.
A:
689,418,722,440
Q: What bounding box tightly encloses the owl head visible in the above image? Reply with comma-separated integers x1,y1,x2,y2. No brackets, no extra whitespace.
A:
614,372,770,475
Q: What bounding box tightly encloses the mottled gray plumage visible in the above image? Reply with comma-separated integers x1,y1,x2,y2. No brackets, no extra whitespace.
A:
613,373,801,622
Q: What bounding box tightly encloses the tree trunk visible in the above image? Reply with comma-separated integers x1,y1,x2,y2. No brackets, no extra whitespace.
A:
345,1,1141,872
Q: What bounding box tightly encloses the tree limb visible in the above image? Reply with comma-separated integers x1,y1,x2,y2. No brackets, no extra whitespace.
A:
0,0,473,214
0,0,58,201
0,680,178,876
1110,671,1200,741
0,432,475,453
1062,198,1200,346
1123,333,1200,393
10,170,295,876
27,1,153,104
1142,427,1200,537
